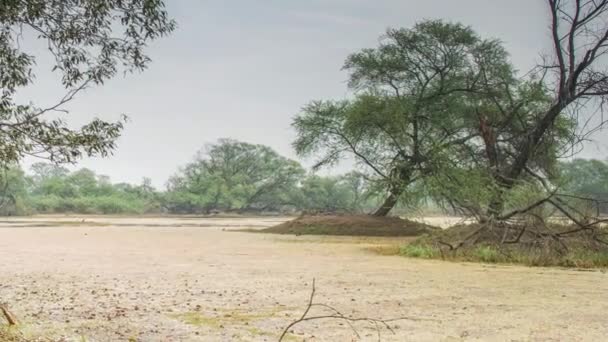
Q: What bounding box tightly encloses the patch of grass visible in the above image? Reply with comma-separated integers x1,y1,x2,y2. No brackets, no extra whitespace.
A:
472,246,502,263
244,326,272,337
279,333,302,342
396,242,608,268
400,244,440,259
173,312,223,328
561,250,608,268
172,307,290,329
171,307,302,341
391,222,608,269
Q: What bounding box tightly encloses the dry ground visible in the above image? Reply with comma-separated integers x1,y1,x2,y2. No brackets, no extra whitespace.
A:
0,216,607,341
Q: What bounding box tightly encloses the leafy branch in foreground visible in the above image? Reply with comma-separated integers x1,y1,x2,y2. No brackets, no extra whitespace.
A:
0,0,175,167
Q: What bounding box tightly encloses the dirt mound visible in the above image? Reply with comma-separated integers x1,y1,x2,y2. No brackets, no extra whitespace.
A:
260,214,439,237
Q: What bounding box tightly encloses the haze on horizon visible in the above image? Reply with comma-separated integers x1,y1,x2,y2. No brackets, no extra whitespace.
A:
19,0,607,188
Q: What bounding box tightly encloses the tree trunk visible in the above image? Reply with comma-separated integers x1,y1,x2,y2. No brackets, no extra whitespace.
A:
484,198,505,222
373,187,403,217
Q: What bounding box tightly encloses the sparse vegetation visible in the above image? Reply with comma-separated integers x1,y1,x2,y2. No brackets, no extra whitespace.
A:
396,223,608,268
399,242,608,268
0,328,26,342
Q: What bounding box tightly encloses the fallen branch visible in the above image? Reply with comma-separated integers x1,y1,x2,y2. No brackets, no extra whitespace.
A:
279,279,431,341
1,304,18,325
503,224,527,244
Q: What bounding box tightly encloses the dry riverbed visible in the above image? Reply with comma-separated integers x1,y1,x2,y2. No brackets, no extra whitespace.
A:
0,216,606,341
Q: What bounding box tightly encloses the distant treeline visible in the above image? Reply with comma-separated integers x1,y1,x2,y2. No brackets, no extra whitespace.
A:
0,139,606,216
0,139,386,215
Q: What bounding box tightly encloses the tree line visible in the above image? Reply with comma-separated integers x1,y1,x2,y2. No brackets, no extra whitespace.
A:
0,138,604,217
0,139,384,215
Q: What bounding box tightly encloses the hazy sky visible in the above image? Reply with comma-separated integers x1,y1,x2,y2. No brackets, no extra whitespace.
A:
20,0,608,187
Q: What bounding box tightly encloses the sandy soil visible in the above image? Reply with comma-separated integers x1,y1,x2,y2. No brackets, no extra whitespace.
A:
0,216,607,341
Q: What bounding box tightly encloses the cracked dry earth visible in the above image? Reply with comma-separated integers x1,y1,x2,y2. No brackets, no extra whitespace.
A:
0,216,607,341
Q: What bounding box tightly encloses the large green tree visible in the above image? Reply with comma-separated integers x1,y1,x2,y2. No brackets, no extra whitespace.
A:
0,1,174,166
293,20,512,216
166,139,305,213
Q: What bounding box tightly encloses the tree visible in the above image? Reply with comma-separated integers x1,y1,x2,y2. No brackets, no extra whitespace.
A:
29,162,69,180
558,159,608,214
295,173,376,213
293,20,512,216
0,1,174,167
339,171,379,213
560,159,608,195
26,163,160,214
166,139,305,213
451,0,608,222
428,72,571,221
27,162,75,197
0,166,28,215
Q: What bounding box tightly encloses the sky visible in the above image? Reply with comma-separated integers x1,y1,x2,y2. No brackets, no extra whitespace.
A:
19,0,608,188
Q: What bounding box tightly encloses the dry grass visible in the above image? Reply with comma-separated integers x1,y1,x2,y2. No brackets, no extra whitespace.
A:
0,328,24,342
393,223,608,268
397,243,608,268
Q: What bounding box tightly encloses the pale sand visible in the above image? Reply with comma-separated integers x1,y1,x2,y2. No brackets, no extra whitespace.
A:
0,216,606,341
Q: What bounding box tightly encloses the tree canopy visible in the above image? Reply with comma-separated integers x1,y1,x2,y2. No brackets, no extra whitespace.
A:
451,0,608,222
0,0,174,166
25,162,159,214
165,139,306,213
293,20,516,216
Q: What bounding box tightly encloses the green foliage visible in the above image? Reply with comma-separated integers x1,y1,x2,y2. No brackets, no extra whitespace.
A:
293,20,517,216
0,166,30,215
557,159,608,215
399,244,439,259
2,153,606,217
292,18,588,221
0,0,174,167
0,143,383,216
165,139,306,213
472,246,501,263
294,172,378,213
25,163,159,214
559,159,608,196
426,164,496,217
163,140,382,214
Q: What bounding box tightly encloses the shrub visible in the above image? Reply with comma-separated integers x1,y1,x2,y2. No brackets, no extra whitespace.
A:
400,244,439,259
